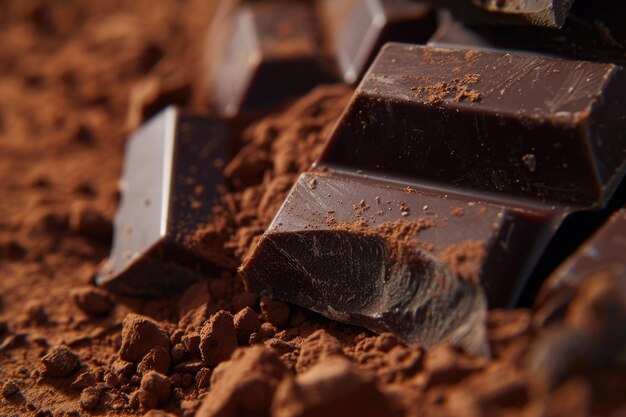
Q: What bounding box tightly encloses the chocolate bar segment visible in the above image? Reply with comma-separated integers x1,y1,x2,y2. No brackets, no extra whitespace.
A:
240,171,558,353
318,0,436,83
441,0,575,28
319,43,626,207
206,1,335,116
97,107,230,296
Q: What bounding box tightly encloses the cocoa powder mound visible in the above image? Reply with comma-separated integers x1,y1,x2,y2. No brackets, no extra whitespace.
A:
190,84,352,265
1,2,626,417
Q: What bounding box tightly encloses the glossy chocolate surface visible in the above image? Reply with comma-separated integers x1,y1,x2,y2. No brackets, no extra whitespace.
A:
207,1,334,116
440,0,575,28
538,209,626,306
320,43,626,207
430,1,626,66
318,0,436,83
97,107,230,296
240,171,558,351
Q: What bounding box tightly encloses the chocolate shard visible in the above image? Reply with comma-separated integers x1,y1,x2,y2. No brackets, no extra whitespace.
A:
318,0,436,83
205,1,335,116
536,208,626,311
440,0,575,28
240,171,559,354
97,107,230,297
319,43,626,207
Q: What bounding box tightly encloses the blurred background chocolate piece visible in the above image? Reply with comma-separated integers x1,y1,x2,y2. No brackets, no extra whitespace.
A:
205,0,335,116
319,43,626,207
317,0,436,83
97,107,231,296
439,0,575,28
529,209,626,379
430,0,626,66
536,208,626,312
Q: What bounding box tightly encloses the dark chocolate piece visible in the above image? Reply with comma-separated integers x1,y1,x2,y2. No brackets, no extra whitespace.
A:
97,107,230,296
318,0,436,83
205,1,335,116
319,43,626,207
440,0,575,28
429,1,626,67
537,208,626,310
240,171,558,353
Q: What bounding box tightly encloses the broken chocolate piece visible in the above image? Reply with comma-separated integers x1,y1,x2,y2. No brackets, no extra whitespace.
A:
440,0,575,28
205,1,335,116
319,43,626,207
240,171,559,353
97,107,230,296
536,208,626,310
318,0,436,83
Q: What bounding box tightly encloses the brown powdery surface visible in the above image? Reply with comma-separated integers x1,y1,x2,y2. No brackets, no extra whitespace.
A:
1,2,625,417
331,219,485,284
189,82,352,267
410,74,483,105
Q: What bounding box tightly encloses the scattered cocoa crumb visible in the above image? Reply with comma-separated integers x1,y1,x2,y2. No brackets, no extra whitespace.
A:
412,74,482,105
522,153,537,172
451,207,465,217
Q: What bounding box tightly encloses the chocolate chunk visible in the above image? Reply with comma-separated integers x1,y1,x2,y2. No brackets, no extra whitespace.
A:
536,209,626,312
240,172,560,354
319,44,626,207
430,1,626,67
96,107,231,296
318,0,436,83
205,1,335,116
441,0,575,28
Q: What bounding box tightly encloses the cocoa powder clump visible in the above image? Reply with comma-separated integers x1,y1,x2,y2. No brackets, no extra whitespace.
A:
141,371,172,404
233,307,261,345
41,345,81,378
272,356,401,417
71,286,114,316
199,310,238,367
196,346,287,417
120,314,171,362
137,346,171,375
295,330,344,374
